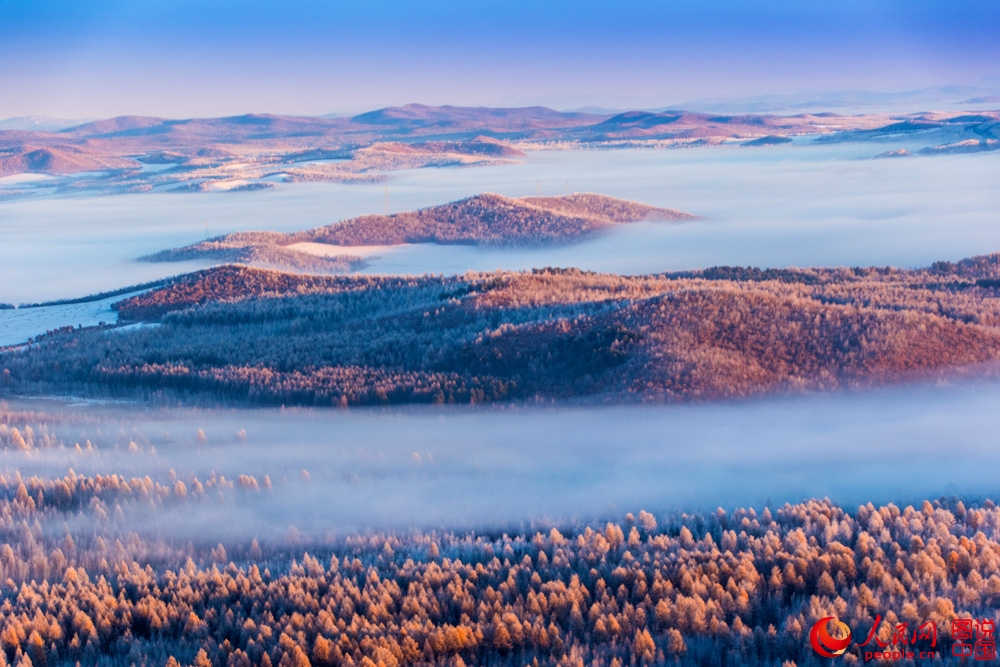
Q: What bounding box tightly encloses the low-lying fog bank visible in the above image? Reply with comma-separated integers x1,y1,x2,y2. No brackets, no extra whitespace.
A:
5,378,999,538
1,139,997,304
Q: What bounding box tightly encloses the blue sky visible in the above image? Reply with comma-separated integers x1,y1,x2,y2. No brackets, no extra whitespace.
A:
2,0,999,117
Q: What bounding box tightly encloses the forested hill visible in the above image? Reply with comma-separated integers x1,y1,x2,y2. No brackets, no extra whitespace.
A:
143,193,696,271
297,193,695,246
4,255,1000,406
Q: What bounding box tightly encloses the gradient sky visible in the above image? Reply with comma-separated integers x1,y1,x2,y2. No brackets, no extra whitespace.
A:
2,0,999,118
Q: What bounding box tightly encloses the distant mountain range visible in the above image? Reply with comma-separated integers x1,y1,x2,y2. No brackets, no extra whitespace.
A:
351,103,602,131
1,104,997,193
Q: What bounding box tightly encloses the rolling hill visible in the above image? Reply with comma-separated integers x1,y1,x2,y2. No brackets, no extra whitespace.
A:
5,252,1000,406
0,144,138,177
301,193,694,246
146,193,695,272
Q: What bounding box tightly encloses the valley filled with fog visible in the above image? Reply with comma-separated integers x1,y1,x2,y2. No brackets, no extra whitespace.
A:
4,1,999,662
2,130,999,538
2,137,998,346
1,137,997,306
6,377,1000,539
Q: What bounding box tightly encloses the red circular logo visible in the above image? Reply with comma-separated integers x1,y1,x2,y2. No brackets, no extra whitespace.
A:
810,616,852,658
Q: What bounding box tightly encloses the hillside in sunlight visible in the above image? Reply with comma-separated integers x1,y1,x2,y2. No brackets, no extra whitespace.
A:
143,193,695,273
5,252,1000,406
